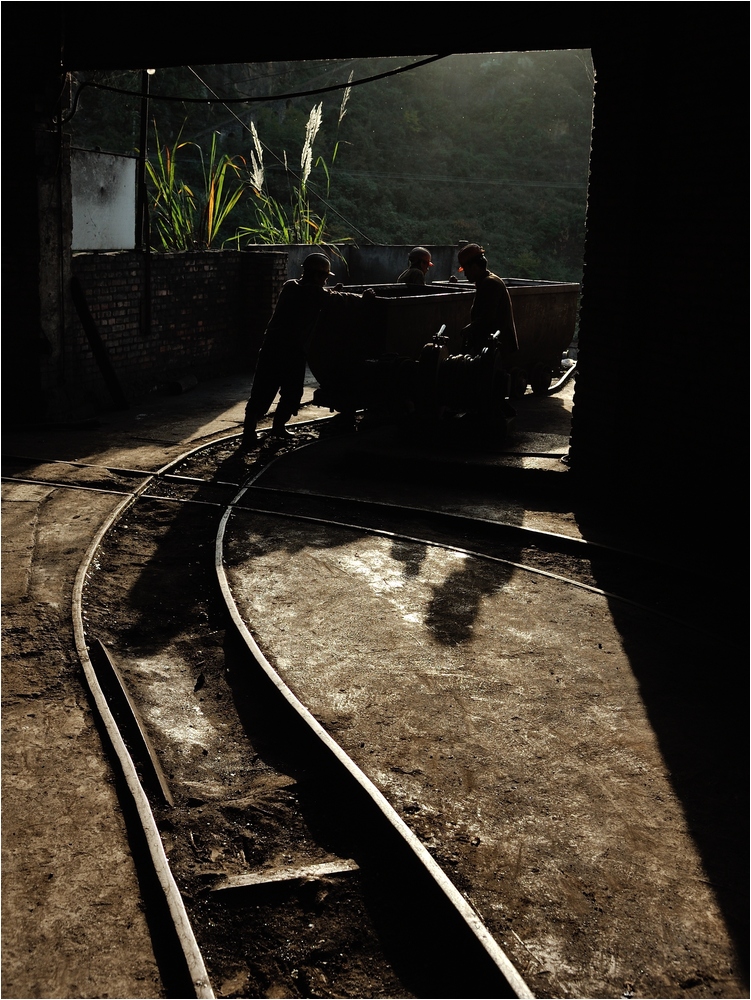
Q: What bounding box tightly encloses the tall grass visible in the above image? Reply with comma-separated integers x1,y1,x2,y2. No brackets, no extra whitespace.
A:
145,125,196,251
146,124,245,250
146,74,354,253
199,133,246,248
229,79,354,250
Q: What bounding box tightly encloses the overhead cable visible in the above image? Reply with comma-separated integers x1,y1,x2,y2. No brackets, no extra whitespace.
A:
61,54,450,122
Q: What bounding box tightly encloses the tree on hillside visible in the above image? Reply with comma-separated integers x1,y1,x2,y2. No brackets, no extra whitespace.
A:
64,51,594,278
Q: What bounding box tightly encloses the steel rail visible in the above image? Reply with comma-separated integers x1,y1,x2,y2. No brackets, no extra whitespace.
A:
237,480,650,564
88,638,175,807
215,470,535,1000
31,414,709,996
6,439,703,628
0,431,641,563
2,455,241,486
11,466,676,624
220,498,706,634
545,359,577,394
5,431,712,635
1,474,243,509
71,448,217,1000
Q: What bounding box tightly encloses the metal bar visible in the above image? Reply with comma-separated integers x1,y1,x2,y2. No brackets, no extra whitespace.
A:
212,859,360,893
88,638,174,808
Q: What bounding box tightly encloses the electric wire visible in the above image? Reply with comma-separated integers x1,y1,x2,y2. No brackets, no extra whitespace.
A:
60,55,449,120
60,55,445,246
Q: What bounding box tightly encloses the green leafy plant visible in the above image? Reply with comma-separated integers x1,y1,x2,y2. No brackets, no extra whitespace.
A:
145,124,197,251
146,124,246,250
197,132,246,248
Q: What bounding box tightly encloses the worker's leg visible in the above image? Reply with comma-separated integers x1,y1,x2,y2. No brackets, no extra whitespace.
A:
270,354,307,438
241,344,283,447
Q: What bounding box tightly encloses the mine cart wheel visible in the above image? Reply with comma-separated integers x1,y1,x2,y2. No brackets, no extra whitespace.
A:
510,367,528,398
530,363,553,395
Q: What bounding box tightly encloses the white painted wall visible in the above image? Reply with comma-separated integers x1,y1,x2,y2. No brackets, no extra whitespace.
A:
71,149,136,250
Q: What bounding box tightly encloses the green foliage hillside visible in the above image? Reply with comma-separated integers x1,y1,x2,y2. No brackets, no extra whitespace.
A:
66,51,594,280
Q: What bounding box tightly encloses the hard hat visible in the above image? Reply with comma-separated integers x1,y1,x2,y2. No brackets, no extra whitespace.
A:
409,246,433,266
303,252,335,275
457,243,485,271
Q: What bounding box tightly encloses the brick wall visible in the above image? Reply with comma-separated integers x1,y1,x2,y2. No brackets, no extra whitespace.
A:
65,249,286,408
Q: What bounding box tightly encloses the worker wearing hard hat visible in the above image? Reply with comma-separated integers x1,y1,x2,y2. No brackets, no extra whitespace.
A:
457,243,519,361
241,253,374,447
397,246,433,285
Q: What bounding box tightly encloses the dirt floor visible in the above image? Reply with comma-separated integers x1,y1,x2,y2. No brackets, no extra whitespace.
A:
218,441,747,1000
2,373,748,1000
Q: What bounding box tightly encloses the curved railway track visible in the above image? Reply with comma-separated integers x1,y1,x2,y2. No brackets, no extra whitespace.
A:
2,420,744,999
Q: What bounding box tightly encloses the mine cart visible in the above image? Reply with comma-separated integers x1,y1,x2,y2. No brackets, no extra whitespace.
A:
503,278,580,395
304,277,579,438
338,278,579,395
435,277,581,396
342,283,475,357
305,288,514,439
